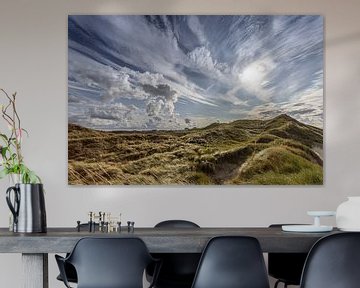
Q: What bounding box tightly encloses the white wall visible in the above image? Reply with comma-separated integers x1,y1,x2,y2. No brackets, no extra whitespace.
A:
0,0,360,287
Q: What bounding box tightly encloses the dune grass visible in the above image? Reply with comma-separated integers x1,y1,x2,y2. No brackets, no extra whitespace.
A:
68,114,323,185
228,146,322,185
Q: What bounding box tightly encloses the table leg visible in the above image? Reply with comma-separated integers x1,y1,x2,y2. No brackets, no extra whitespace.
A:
22,253,48,288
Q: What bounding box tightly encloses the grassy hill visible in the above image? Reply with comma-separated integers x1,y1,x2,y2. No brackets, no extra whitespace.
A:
68,114,323,185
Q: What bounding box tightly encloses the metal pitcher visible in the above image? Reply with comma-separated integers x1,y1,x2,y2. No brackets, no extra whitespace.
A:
6,183,47,233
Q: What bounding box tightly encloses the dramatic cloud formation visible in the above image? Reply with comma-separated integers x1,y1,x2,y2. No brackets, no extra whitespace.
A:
68,15,323,130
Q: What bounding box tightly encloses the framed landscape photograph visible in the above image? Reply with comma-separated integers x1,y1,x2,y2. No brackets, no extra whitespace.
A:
68,15,323,185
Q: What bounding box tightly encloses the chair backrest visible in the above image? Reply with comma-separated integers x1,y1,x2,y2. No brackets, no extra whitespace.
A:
300,232,360,288
155,220,200,228
67,237,154,288
191,236,270,288
268,224,308,285
151,220,201,286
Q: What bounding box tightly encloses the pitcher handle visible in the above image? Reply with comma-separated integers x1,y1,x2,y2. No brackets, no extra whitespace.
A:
6,186,20,224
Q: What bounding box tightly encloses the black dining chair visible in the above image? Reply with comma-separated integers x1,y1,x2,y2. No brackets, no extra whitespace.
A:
56,262,77,284
191,236,270,288
55,237,161,288
300,232,360,288
147,220,201,288
268,224,308,288
56,223,99,284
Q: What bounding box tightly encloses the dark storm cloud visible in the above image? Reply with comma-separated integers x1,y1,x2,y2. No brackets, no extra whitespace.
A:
142,84,177,99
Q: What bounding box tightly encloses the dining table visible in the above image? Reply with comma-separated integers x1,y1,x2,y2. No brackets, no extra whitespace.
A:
0,226,339,288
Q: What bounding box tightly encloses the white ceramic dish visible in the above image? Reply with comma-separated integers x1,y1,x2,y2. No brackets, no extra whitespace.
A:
282,225,333,233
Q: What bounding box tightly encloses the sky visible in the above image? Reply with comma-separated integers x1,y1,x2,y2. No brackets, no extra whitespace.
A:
68,15,323,131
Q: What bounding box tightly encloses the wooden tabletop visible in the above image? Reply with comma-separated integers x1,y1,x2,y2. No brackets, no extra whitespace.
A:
0,227,339,253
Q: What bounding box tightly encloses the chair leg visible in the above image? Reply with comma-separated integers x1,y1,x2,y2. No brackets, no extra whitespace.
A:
274,280,290,288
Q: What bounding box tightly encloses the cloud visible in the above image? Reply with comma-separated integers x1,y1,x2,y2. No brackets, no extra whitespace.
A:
146,98,164,117
143,83,179,118
143,84,177,100
69,57,147,101
68,15,323,129
69,49,217,108
88,103,129,120
70,102,151,130
238,57,276,101
188,46,229,75
187,16,207,45
244,87,323,127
